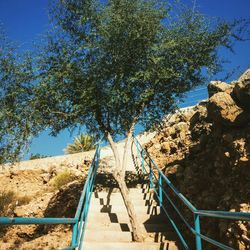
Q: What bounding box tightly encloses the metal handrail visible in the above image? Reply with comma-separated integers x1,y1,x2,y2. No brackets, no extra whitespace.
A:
133,136,250,250
0,143,101,250
69,143,101,249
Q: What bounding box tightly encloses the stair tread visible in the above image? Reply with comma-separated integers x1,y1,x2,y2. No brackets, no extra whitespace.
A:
83,242,178,250
82,186,179,249
87,212,167,224
85,222,173,233
84,229,178,243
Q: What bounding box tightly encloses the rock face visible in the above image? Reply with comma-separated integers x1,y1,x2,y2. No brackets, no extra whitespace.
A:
208,81,233,97
233,69,250,111
145,69,250,250
207,92,250,126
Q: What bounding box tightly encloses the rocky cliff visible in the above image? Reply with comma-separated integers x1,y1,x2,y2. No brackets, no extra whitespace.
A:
145,69,250,249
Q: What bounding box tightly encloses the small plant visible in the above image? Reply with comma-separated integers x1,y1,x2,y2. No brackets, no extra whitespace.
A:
16,195,32,206
29,153,50,160
64,134,96,154
50,171,78,190
0,191,31,217
0,190,16,216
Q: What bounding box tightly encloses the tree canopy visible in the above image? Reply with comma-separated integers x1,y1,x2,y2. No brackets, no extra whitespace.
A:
34,0,247,139
1,0,249,242
0,31,35,163
0,0,248,162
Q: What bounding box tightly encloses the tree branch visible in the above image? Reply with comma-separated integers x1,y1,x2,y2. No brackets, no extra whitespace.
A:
107,132,122,171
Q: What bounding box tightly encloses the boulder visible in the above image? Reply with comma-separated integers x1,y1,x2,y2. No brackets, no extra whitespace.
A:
189,105,207,129
233,69,250,111
238,68,250,82
208,81,233,97
207,92,250,126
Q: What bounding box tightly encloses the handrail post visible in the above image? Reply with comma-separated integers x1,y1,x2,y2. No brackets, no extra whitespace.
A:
141,150,146,174
71,222,78,248
149,161,153,188
158,172,163,210
194,214,202,250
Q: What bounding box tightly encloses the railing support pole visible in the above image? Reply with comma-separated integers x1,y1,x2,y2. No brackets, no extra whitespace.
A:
158,173,163,209
71,222,78,248
149,161,153,188
141,150,146,174
194,214,202,250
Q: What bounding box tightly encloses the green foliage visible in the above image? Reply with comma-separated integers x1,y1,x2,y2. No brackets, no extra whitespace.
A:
29,153,50,160
0,30,38,163
33,0,248,140
0,1,249,163
64,134,96,154
50,171,78,189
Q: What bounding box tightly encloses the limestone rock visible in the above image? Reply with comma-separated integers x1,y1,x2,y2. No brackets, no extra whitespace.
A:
207,92,250,126
190,105,207,129
233,69,250,111
145,73,250,249
208,81,233,97
238,68,250,82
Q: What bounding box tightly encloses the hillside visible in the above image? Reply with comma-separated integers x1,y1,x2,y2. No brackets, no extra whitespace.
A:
0,69,249,249
145,69,250,249
0,132,154,249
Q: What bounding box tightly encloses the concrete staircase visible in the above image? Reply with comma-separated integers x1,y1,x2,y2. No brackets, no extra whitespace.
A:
83,184,179,250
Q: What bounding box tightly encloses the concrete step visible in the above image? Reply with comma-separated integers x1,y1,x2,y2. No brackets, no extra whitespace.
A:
87,212,167,224
89,204,161,215
83,242,178,250
86,222,172,233
93,191,156,200
90,191,158,206
93,187,151,193
84,230,178,243
90,197,158,206
84,230,133,242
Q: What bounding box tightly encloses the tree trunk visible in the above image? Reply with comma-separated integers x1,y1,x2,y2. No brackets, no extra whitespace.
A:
113,169,144,242
121,123,135,177
107,132,145,242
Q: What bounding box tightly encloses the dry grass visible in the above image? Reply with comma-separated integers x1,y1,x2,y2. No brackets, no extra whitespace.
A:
16,195,32,206
0,190,16,216
49,171,78,190
0,191,32,217
0,190,32,235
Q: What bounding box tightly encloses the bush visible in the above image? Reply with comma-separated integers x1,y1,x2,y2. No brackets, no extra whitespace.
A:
16,195,32,206
0,190,15,216
29,153,50,160
50,171,78,190
0,191,32,235
0,191,31,216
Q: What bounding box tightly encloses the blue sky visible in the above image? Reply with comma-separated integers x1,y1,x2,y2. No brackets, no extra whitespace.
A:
0,0,249,158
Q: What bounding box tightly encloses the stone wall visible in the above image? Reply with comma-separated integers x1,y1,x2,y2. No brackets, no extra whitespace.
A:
0,150,95,173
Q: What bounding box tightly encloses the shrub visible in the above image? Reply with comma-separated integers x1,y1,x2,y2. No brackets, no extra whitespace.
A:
29,153,50,160
16,195,32,206
0,190,16,216
0,191,32,235
50,171,78,190
0,191,31,216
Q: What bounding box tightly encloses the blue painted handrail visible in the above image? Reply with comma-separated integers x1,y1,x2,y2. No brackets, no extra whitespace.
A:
0,143,101,250
133,136,250,250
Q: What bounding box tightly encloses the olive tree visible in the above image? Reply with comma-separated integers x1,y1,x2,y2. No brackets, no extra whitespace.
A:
1,0,248,241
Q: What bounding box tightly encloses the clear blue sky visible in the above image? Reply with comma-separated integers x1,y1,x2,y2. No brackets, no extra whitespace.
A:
0,0,249,158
